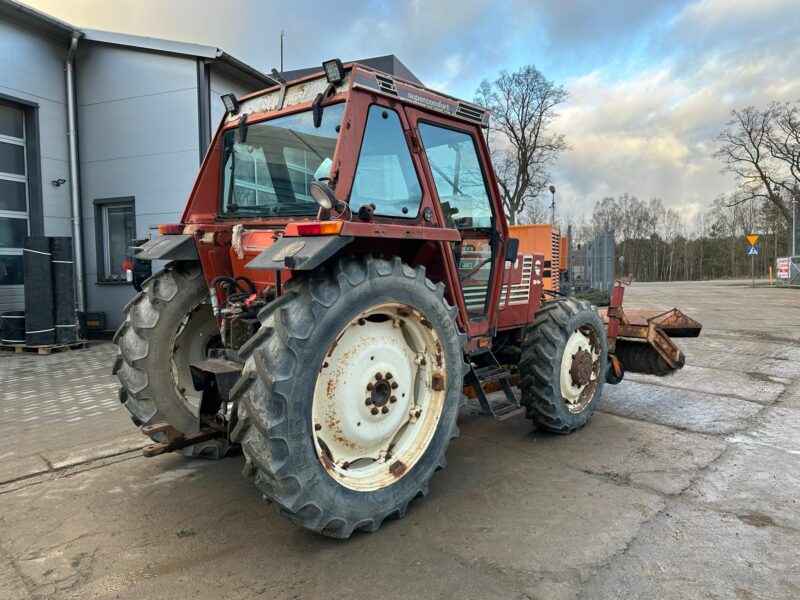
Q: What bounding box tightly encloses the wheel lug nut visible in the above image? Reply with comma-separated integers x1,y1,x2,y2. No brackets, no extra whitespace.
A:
375,372,383,380
385,372,393,380
415,410,422,418
365,398,373,405
366,383,374,391
381,406,389,414
391,382,398,389
371,407,379,415
390,395,397,403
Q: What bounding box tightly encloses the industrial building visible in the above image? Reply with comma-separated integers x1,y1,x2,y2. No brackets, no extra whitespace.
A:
0,0,273,329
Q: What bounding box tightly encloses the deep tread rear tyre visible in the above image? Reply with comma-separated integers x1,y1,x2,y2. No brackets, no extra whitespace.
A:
112,261,230,458
518,298,608,434
231,255,466,538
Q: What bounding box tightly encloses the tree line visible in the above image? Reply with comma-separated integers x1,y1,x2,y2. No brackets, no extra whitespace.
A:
476,65,798,280
575,193,793,281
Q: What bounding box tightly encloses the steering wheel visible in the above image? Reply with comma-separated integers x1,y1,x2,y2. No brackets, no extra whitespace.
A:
460,257,493,280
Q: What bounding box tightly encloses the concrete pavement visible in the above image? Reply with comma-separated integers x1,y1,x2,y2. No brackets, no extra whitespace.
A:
0,280,798,599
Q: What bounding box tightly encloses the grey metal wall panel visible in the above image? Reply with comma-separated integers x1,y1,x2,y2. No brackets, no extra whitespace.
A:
77,44,197,106
76,44,200,327
0,21,68,105
209,67,257,126
77,89,199,163
85,282,136,329
0,19,71,312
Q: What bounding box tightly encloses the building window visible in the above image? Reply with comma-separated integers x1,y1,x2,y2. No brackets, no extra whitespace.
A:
94,198,135,282
0,101,28,287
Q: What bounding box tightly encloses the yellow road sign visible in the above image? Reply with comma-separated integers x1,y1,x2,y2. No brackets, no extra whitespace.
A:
746,234,759,246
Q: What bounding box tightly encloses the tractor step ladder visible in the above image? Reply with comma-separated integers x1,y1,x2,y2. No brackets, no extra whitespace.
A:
466,351,525,420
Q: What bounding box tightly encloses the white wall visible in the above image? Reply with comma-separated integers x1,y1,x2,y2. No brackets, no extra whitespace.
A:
76,44,199,327
0,19,71,312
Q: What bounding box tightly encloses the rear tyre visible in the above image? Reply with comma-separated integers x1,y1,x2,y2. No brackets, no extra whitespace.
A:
231,255,466,538
518,298,608,434
112,261,231,458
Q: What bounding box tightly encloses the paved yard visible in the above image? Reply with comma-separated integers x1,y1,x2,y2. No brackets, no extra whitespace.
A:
0,280,798,599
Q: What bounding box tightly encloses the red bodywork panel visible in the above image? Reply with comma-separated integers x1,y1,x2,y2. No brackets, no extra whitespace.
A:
175,63,539,342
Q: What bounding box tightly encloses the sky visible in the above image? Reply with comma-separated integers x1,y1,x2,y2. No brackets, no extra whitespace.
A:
27,0,800,221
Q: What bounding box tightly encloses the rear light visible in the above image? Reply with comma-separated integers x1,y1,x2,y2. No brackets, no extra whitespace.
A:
158,224,184,235
285,221,343,236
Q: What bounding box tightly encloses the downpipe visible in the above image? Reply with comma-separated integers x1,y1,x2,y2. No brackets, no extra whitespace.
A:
66,33,85,312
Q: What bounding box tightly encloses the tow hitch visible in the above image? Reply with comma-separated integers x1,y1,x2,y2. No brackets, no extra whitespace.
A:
140,359,242,457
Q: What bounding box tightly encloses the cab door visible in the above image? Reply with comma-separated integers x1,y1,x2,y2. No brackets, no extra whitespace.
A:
404,108,508,339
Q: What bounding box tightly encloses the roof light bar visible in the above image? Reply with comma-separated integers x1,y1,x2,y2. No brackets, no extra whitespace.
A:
220,93,239,114
322,58,345,84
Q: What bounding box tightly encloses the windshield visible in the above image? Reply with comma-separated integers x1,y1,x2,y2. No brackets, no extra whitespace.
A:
221,103,345,216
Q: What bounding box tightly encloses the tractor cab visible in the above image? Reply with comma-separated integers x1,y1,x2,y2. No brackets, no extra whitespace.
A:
175,59,517,344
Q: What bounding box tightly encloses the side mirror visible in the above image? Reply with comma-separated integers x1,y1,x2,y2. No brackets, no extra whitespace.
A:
505,237,519,262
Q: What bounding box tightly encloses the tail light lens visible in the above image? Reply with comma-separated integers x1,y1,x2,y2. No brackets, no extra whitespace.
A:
158,224,184,235
285,221,343,236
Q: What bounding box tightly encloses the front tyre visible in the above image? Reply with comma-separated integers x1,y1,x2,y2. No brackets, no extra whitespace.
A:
231,256,466,538
518,298,608,434
112,261,231,458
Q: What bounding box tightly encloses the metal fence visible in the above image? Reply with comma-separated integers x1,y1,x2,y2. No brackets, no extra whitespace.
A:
567,229,616,294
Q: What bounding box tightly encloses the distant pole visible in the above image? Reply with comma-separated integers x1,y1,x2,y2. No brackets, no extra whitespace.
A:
280,30,284,72
549,184,556,225
566,224,573,296
792,188,797,256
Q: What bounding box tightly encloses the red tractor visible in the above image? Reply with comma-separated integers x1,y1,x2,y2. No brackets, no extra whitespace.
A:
113,60,700,538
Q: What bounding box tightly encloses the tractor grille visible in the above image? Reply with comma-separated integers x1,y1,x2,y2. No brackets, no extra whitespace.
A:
462,286,487,311
500,255,533,306
455,102,486,124
375,74,399,96
551,230,560,292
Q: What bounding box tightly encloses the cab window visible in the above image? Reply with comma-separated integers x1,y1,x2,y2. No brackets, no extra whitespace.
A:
417,123,493,229
418,122,495,319
351,105,422,218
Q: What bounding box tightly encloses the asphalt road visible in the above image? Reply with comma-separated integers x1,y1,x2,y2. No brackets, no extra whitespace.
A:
1,280,798,599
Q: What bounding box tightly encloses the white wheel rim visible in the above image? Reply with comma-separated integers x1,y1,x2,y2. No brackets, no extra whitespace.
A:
312,302,447,492
559,326,601,413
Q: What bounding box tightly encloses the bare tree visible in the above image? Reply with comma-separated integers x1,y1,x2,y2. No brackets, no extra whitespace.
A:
766,102,800,193
714,106,792,227
522,196,549,223
476,66,568,224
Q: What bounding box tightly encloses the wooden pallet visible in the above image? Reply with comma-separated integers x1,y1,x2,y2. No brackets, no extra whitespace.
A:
0,340,88,355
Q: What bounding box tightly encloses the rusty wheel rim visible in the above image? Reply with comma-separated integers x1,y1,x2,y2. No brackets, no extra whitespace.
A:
311,302,447,492
559,326,601,414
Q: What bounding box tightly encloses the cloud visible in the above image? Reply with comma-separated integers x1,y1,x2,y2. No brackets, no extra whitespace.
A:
548,0,800,221
24,0,800,222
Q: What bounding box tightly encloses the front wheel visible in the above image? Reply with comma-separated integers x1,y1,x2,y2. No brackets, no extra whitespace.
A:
231,256,466,538
518,298,608,433
112,261,231,458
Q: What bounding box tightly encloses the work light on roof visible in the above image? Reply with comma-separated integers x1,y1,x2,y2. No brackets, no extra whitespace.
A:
220,93,239,115
323,59,345,84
